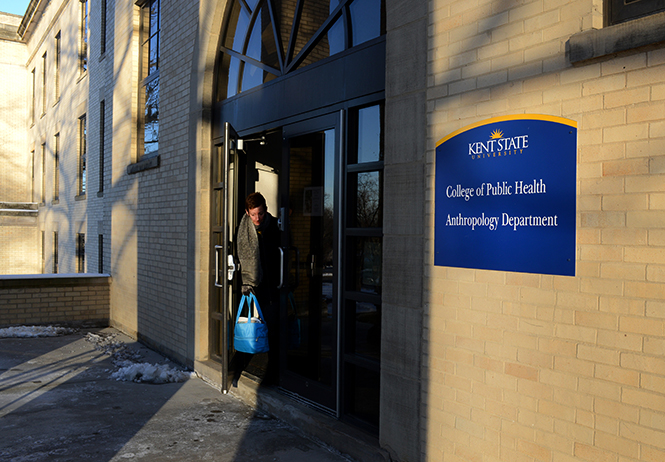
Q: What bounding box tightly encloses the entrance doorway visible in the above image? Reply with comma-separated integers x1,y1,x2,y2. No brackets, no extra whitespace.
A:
210,104,383,430
211,115,341,413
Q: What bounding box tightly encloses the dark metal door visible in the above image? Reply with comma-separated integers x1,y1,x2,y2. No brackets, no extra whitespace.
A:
279,113,341,413
211,122,244,393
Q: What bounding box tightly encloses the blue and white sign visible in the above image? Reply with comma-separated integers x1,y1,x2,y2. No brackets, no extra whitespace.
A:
435,115,577,276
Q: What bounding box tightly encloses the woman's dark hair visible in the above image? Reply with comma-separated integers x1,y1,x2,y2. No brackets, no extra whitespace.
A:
245,192,266,211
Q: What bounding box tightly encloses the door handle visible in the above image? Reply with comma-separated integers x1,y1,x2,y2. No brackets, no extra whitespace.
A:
227,254,237,281
278,247,285,289
278,246,300,289
214,245,223,288
309,254,318,278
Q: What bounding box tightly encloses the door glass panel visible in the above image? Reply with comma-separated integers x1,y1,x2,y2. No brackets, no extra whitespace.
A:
350,170,382,228
286,129,335,387
349,236,381,294
357,105,382,163
346,300,380,360
344,364,380,426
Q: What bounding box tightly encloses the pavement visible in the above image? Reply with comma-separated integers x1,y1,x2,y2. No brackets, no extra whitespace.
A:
0,327,360,462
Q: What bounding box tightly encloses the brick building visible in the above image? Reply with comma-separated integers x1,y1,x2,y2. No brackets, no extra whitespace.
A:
2,0,665,460
0,11,38,274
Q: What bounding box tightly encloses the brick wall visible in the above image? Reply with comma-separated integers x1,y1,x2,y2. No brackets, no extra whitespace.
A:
422,0,665,461
0,211,40,275
0,13,28,204
0,274,110,327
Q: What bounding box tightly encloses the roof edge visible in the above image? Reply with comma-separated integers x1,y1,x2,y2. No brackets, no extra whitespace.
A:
17,0,43,40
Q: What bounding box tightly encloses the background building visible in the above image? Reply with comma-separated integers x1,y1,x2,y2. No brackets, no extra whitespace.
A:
1,0,665,460
0,11,38,274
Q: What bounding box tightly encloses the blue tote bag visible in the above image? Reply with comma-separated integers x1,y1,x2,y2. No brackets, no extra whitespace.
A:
233,293,269,354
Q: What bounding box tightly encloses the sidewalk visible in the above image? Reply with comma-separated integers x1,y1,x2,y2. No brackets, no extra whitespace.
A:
0,327,355,462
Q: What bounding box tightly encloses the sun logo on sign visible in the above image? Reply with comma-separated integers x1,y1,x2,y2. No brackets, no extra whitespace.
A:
490,129,504,139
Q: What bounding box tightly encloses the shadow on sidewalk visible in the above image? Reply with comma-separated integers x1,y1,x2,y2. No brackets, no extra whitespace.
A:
0,328,354,462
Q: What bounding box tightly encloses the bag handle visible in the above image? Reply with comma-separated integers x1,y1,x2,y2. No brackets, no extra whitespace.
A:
248,292,265,320
235,293,265,323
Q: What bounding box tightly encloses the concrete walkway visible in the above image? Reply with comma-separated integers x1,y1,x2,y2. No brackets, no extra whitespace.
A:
0,328,356,461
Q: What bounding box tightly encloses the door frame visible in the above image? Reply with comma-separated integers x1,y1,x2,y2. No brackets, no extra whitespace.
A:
277,111,344,414
210,122,243,394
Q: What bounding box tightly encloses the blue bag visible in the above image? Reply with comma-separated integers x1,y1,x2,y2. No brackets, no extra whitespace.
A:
233,293,269,354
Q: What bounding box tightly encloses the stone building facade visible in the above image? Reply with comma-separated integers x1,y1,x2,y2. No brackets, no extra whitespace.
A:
2,0,665,460
0,11,38,274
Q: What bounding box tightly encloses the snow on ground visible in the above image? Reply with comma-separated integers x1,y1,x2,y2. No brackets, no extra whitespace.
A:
0,326,194,384
0,325,76,337
85,331,195,384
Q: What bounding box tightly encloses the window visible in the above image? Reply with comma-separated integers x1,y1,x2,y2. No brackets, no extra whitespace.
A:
31,150,35,202
100,0,107,55
218,0,384,99
76,233,85,273
342,103,384,428
31,69,35,124
41,143,46,204
55,32,61,101
42,52,47,115
78,115,87,196
53,135,59,202
607,0,665,25
80,0,88,74
99,101,105,194
53,231,58,273
41,231,45,274
138,0,160,158
98,234,104,273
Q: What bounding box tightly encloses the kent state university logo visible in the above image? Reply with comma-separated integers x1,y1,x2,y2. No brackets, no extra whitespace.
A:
468,128,529,160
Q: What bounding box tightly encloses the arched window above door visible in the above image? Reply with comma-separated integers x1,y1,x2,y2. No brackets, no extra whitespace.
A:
217,0,383,100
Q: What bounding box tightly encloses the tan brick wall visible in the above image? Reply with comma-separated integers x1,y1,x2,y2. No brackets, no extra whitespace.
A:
426,1,665,461
0,218,40,274
0,14,29,204
0,275,110,327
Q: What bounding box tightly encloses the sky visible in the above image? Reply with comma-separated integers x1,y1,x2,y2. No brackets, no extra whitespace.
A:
0,0,30,16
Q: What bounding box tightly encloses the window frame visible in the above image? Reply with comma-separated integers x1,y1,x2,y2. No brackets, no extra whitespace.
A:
217,0,385,100
101,0,107,55
55,32,61,102
79,0,89,75
606,0,665,26
76,233,86,273
41,142,46,205
41,51,47,116
53,231,59,274
135,0,161,166
568,10,665,64
77,115,87,198
99,100,105,195
31,68,36,125
53,135,60,203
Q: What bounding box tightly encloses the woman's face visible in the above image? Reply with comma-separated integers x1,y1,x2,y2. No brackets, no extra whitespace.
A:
246,205,266,226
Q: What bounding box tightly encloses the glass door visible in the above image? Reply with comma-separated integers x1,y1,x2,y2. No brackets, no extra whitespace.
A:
279,114,341,413
211,122,244,393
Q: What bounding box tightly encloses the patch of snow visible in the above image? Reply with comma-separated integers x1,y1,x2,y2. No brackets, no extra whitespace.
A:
0,325,76,338
111,362,193,384
85,331,194,384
